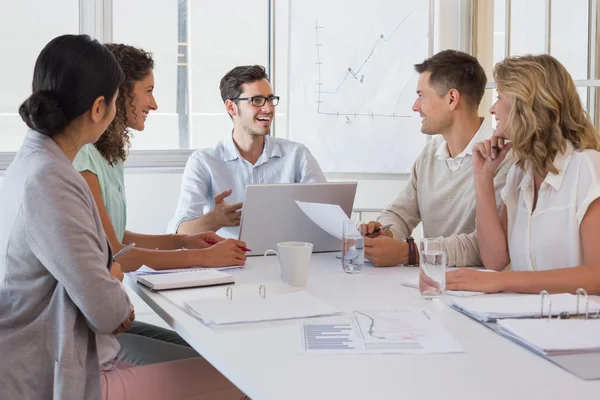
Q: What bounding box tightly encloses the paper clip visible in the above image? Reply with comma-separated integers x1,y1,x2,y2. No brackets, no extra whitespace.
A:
539,290,552,320
259,285,267,299
576,288,589,319
226,287,233,300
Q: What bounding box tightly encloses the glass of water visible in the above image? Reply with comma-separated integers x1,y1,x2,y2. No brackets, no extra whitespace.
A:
342,220,364,274
419,238,446,299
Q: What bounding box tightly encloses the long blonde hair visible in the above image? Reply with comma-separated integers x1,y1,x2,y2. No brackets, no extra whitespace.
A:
494,54,600,177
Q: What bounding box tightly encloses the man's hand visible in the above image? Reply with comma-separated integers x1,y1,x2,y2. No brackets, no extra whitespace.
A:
183,231,226,249
110,262,124,282
361,221,394,238
364,236,409,267
206,189,243,229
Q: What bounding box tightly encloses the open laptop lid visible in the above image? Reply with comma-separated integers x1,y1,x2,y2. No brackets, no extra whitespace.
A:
239,182,357,256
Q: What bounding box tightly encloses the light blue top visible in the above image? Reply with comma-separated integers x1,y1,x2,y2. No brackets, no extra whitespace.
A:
168,134,327,238
73,144,127,242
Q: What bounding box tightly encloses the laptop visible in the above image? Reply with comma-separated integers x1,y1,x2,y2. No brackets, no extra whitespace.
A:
238,182,357,256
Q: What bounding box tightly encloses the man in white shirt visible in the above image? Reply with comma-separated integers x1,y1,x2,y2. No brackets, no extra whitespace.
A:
364,50,513,267
168,65,326,237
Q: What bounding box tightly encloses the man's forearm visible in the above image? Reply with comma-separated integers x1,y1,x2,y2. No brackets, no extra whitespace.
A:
177,214,221,234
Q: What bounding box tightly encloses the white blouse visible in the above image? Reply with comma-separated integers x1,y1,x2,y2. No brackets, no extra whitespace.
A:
502,141,600,271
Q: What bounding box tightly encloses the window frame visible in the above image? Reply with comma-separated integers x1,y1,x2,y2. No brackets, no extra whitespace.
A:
473,0,600,128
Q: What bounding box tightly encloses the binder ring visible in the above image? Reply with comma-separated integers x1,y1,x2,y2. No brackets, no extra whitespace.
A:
259,285,266,299
539,290,552,320
226,286,233,300
576,288,589,319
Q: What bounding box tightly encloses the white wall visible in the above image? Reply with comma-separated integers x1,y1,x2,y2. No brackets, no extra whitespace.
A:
0,172,411,236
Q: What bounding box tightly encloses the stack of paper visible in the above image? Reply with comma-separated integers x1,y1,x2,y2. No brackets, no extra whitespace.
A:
451,293,600,322
401,277,485,297
184,291,340,325
497,319,600,356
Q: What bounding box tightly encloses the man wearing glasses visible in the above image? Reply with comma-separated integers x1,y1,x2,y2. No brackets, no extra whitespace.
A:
168,65,326,237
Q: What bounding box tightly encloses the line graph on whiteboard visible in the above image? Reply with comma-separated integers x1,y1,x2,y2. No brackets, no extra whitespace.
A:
313,14,413,120
288,0,430,173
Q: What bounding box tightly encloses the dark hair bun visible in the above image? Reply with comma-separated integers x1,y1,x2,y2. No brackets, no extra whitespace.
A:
18,91,68,137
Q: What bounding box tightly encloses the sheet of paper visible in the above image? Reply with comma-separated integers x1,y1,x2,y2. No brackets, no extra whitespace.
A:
497,319,600,355
295,201,351,240
301,309,463,354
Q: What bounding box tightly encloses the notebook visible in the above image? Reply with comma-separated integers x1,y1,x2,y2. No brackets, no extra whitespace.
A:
184,291,340,325
132,265,241,276
497,319,600,356
137,269,234,291
451,293,600,322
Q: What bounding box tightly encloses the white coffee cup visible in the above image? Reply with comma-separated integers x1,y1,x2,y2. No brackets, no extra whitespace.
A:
264,242,313,287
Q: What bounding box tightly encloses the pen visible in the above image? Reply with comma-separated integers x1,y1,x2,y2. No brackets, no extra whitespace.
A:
205,239,251,252
113,242,135,262
373,224,392,233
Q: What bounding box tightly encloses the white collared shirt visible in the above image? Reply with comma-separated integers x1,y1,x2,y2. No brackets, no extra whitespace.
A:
434,118,492,172
168,134,326,238
502,141,600,271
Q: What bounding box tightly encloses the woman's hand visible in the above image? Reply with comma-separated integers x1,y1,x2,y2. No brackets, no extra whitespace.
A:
112,305,135,335
110,262,124,282
446,268,504,293
183,231,227,249
472,136,512,176
195,239,247,267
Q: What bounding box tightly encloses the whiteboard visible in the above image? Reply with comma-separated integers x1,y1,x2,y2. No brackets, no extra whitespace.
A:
288,0,430,173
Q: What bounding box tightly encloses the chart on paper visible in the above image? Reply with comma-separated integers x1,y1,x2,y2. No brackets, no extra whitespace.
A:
302,318,359,352
301,309,463,354
288,0,430,173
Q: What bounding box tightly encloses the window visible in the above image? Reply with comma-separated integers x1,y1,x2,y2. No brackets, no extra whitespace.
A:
112,0,269,152
474,0,599,127
0,0,79,153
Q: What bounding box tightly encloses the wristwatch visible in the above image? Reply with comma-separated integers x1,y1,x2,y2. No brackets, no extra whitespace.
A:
406,236,418,266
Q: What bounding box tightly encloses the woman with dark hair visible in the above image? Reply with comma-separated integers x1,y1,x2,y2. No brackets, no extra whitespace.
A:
74,44,247,274
0,34,246,399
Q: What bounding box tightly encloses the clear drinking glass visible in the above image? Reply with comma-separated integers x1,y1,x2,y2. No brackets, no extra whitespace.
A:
342,220,364,274
419,238,446,299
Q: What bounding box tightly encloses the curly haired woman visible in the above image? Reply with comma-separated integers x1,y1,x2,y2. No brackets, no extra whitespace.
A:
74,44,247,274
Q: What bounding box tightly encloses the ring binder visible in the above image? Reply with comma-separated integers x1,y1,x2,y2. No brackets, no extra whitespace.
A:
540,290,552,319
576,288,589,319
226,285,269,300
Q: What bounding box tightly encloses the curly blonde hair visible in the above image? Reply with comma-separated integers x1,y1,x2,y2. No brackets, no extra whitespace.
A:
94,44,154,163
494,54,600,178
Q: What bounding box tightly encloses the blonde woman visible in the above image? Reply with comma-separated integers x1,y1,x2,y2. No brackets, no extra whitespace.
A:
446,54,600,294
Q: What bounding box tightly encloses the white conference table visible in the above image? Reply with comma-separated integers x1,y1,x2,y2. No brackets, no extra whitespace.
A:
126,253,600,399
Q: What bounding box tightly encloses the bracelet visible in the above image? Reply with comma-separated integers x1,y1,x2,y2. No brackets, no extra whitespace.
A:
406,236,418,266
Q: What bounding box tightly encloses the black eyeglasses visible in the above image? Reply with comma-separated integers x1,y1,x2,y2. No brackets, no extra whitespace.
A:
233,96,280,107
